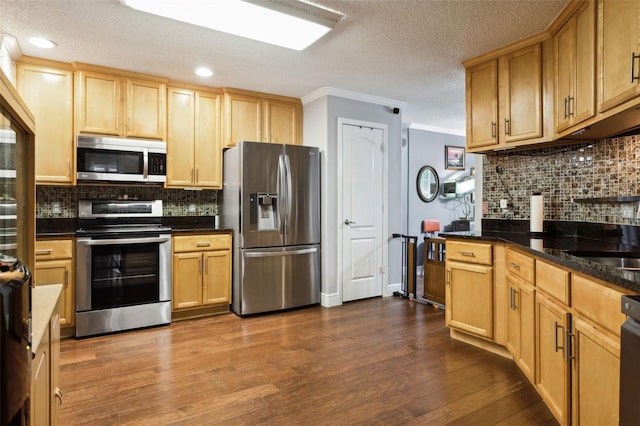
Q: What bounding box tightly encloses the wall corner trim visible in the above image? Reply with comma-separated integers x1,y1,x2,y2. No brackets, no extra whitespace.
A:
301,86,406,110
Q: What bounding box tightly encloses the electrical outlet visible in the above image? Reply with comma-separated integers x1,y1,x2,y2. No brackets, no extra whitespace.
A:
636,203,640,220
188,204,196,213
500,199,508,209
52,202,62,215
482,201,489,215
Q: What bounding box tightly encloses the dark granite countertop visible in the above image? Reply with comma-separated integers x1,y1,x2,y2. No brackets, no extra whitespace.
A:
36,216,232,237
440,219,640,294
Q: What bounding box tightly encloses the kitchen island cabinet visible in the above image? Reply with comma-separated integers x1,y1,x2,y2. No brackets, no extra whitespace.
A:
31,284,62,426
166,85,222,189
16,58,74,185
172,233,231,319
75,65,167,140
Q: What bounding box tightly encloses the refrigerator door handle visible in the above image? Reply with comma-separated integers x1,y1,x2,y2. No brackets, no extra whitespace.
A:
284,153,293,232
245,247,318,258
278,154,287,236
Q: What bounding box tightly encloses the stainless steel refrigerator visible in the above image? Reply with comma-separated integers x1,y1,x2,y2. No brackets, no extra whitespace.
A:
223,141,321,315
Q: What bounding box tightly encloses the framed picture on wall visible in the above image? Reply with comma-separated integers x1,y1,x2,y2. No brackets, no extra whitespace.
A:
445,145,465,170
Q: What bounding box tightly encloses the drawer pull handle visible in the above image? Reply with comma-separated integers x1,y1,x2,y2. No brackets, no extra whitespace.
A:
631,52,640,83
196,242,211,247
508,262,520,270
458,251,475,257
36,249,53,255
55,387,63,405
554,321,565,353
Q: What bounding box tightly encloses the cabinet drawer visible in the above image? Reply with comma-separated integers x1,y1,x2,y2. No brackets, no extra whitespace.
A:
506,247,535,283
572,273,628,336
446,240,492,265
35,239,73,260
536,260,570,305
173,234,231,252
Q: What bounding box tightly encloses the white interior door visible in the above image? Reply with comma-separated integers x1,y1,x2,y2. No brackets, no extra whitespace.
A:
341,123,384,302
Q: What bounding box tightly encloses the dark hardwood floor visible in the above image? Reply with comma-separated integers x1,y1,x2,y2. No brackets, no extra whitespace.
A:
60,297,558,425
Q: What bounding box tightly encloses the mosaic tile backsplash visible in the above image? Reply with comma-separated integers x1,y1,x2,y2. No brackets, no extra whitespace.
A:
37,185,219,218
482,131,640,224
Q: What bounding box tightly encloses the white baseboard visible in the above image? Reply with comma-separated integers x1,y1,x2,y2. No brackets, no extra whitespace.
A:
386,281,402,297
321,292,342,307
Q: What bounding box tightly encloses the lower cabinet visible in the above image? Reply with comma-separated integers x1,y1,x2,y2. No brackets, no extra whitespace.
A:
31,286,62,426
172,233,232,313
506,275,536,382
535,291,571,425
35,239,74,329
446,260,494,339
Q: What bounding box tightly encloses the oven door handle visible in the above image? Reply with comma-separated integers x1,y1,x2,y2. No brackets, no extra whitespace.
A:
77,236,171,246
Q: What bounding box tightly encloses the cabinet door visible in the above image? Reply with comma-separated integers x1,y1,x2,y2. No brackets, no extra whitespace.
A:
194,92,222,188
263,99,300,145
30,324,50,426
500,44,542,143
518,281,536,383
536,292,570,425
50,310,61,426
172,252,203,309
572,317,619,426
166,88,196,187
16,63,74,185
446,260,493,339
572,1,596,126
76,71,122,136
598,0,640,111
126,78,166,139
202,250,231,305
465,59,499,149
555,17,575,132
223,92,262,148
35,260,73,327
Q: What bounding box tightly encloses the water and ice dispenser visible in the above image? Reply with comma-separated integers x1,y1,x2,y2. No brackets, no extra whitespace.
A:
249,193,279,231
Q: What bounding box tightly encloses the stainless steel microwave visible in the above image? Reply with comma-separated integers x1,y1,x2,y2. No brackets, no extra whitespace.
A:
76,135,166,183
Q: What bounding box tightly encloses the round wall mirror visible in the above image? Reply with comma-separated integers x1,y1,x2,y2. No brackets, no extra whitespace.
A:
416,165,439,203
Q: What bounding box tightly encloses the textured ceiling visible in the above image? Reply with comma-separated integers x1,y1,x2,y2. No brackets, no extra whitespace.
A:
0,0,568,134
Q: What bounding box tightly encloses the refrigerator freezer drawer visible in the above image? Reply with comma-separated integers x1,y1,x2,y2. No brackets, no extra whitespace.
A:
234,245,320,315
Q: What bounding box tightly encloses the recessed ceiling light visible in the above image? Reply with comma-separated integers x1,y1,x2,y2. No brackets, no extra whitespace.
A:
28,37,56,49
195,67,213,77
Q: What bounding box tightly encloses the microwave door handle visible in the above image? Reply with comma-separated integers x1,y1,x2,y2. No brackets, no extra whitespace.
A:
77,236,171,246
143,148,149,180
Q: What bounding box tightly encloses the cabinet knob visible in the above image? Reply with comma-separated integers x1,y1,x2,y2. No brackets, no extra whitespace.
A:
55,387,63,405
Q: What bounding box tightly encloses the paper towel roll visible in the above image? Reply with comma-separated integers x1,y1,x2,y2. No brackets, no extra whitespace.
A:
530,194,543,233
530,238,543,251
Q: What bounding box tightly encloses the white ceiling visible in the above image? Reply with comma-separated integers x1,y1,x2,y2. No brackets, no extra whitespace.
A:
0,0,568,134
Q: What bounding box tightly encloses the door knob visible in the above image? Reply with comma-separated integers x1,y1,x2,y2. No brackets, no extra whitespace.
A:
344,219,356,225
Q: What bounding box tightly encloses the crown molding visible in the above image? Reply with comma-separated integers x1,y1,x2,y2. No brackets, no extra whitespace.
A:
407,122,466,137
302,87,406,110
1,34,22,60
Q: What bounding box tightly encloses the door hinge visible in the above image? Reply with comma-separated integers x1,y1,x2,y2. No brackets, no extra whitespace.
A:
379,265,385,274
380,144,385,153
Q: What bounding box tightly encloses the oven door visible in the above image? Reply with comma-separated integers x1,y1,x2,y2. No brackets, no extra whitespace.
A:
76,234,171,312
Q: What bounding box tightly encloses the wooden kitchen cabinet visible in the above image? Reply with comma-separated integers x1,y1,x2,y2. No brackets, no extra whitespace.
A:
75,66,166,139
16,58,75,185
554,0,596,133
536,291,571,426
223,88,302,148
597,0,640,112
505,247,536,382
465,43,545,150
446,240,494,339
31,285,62,426
35,239,74,328
166,85,222,189
172,233,232,312
571,316,620,426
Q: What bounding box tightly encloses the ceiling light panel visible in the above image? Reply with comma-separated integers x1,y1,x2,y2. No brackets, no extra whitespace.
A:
121,0,343,51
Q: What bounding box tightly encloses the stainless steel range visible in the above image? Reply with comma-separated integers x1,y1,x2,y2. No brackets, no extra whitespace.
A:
75,199,171,337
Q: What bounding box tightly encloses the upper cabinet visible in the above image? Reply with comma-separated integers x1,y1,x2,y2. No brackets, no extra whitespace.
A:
598,0,640,112
554,0,596,133
466,42,549,151
16,58,75,185
166,85,222,189
223,88,302,148
75,64,167,140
